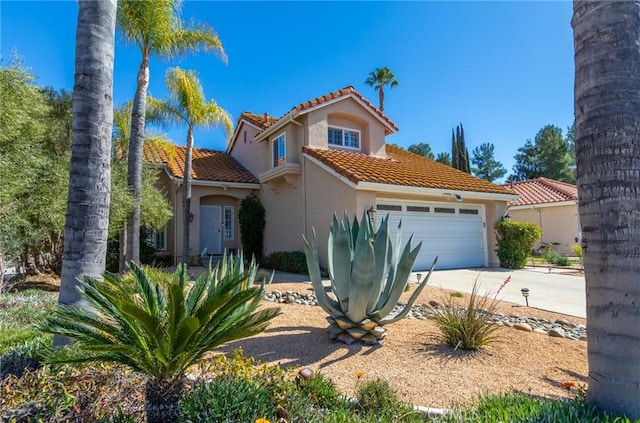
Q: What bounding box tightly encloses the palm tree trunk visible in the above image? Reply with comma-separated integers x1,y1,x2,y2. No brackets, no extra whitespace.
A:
182,127,194,265
573,1,640,418
125,53,150,265
56,0,116,345
145,377,185,423
379,88,384,112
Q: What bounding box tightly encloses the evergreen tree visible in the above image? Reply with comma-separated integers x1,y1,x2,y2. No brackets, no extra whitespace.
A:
435,152,452,166
407,142,435,159
471,142,507,182
451,123,470,173
510,124,573,182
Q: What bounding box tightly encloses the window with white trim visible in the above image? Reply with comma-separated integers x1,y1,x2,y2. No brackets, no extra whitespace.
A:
328,126,360,149
223,206,234,241
147,226,167,250
272,133,286,167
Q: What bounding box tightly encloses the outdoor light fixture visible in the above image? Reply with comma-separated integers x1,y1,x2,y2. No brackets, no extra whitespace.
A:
416,273,423,283
367,206,377,226
521,287,530,307
189,212,194,222
502,213,512,222
443,193,452,201
455,194,463,202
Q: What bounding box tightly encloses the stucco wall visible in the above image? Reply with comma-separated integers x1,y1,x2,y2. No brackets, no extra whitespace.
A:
228,123,267,176
260,174,304,255
304,97,387,157
509,204,580,255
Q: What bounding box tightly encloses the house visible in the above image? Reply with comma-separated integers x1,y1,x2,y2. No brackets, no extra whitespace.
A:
506,178,580,255
145,86,517,270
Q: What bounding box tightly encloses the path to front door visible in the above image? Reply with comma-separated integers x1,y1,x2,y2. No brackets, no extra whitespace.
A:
199,205,221,255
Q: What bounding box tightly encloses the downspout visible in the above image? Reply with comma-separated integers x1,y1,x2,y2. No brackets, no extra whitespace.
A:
174,179,182,266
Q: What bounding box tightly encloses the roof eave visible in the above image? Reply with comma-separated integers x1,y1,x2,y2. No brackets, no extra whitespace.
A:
190,180,261,189
357,182,519,201
254,110,299,142
509,199,578,210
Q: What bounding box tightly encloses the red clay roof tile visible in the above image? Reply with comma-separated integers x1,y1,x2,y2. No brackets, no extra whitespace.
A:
303,144,514,195
507,178,577,206
144,144,259,184
238,111,278,130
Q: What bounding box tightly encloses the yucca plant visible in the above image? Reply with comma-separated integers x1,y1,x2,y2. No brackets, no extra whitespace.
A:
303,212,436,345
36,255,281,423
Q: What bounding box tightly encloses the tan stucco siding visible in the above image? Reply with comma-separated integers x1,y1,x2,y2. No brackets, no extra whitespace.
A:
260,175,304,256
228,123,267,176
305,98,387,157
509,204,580,255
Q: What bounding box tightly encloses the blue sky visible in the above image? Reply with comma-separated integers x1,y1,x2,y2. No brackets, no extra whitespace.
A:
1,1,575,180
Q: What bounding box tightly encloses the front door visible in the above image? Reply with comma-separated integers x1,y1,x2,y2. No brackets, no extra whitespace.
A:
199,205,221,255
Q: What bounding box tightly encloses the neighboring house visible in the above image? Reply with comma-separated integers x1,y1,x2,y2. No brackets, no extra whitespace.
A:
146,86,517,270
506,178,580,255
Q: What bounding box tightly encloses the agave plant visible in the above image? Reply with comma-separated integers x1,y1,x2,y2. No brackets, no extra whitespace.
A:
36,255,281,423
303,212,437,345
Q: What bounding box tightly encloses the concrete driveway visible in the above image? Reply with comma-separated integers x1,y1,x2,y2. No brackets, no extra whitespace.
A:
417,267,586,318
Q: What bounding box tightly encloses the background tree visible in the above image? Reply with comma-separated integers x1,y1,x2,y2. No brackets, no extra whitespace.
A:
150,67,232,264
56,0,117,345
451,123,470,173
510,124,574,182
117,0,225,265
435,152,452,166
407,142,435,159
573,1,640,418
471,142,507,182
364,67,398,112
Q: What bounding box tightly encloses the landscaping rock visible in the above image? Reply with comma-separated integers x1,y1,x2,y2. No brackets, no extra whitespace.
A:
549,328,566,338
513,322,533,332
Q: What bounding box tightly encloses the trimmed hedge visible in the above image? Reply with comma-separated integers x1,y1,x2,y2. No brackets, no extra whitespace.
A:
238,194,265,260
495,220,541,269
259,251,308,274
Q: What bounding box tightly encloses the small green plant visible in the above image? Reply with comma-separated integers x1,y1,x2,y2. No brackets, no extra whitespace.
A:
303,212,436,344
239,194,266,259
543,245,571,266
355,378,415,419
450,291,463,298
571,244,583,260
260,251,308,274
495,220,541,269
35,255,281,423
433,276,510,351
295,372,342,410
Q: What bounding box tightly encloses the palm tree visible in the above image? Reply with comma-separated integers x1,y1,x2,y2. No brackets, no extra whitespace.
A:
56,0,116,345
37,254,281,423
150,67,232,265
364,67,398,112
573,1,640,418
117,0,226,265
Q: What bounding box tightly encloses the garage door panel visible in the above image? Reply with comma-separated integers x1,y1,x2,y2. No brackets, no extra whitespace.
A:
378,203,485,271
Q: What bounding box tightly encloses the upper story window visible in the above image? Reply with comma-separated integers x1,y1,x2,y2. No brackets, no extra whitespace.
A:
328,126,360,149
272,133,286,167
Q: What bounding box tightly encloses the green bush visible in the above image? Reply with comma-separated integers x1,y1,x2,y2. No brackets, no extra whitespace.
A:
495,220,541,269
260,251,308,274
355,378,415,419
433,278,505,351
571,244,583,259
295,372,342,410
239,194,266,259
543,245,571,266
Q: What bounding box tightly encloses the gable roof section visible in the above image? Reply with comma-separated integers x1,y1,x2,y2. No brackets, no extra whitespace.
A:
254,86,399,142
238,111,278,130
507,178,578,207
303,144,515,196
144,144,259,184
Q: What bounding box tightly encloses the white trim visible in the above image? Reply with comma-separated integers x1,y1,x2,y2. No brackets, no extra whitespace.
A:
255,111,297,142
271,132,286,168
190,180,260,189
328,125,361,150
258,162,302,183
509,200,578,210
223,206,234,241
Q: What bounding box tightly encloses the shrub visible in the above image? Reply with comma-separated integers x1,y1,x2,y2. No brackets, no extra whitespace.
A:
260,251,308,274
543,245,571,266
433,277,509,351
495,220,541,269
355,378,416,420
239,194,266,259
571,244,583,259
295,372,342,410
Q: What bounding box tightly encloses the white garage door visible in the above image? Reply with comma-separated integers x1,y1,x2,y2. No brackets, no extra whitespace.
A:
376,202,486,270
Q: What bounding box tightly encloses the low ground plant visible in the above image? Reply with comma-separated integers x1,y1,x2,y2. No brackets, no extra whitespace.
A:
543,245,571,266
432,277,509,351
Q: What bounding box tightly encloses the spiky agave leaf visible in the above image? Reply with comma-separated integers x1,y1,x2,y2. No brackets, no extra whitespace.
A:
303,228,342,317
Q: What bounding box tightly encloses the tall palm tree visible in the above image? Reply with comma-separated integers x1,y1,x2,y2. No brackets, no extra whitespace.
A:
364,67,398,112
151,67,232,265
573,1,640,418
56,0,116,345
38,255,281,423
117,0,226,265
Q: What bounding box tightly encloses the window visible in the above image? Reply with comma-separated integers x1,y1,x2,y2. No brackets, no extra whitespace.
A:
459,208,479,215
407,206,430,213
327,126,360,149
272,133,286,167
377,204,402,211
147,226,167,250
434,207,455,214
223,206,234,241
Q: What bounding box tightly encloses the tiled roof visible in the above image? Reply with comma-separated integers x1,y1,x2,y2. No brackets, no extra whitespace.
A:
507,178,578,206
144,143,259,184
292,86,399,133
238,111,278,130
303,144,515,195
